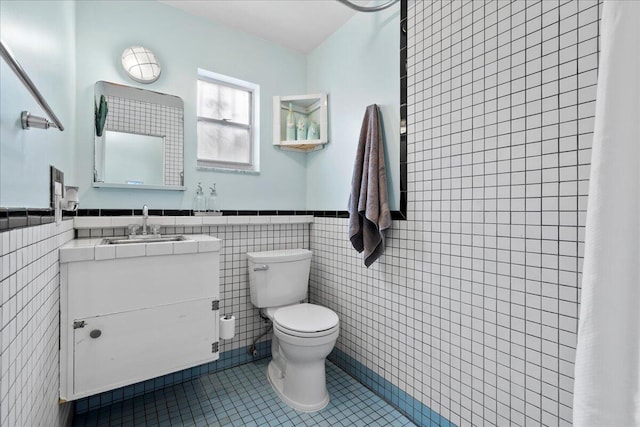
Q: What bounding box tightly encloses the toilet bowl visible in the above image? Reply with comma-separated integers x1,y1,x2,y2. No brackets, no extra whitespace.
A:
246,249,340,412
266,303,339,412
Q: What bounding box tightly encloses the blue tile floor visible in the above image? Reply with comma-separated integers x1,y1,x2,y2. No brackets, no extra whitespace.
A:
73,359,416,426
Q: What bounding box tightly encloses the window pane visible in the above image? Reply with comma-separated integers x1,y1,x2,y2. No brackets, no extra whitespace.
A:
197,121,251,164
198,80,250,125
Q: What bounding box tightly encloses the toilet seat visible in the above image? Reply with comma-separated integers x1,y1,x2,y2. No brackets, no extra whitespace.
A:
272,303,339,337
275,322,340,339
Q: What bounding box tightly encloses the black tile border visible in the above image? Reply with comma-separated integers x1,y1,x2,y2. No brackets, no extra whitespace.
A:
0,208,62,232
0,207,356,232
397,0,408,221
65,209,354,218
1,203,402,231
57,208,401,220
0,0,407,231
76,209,99,216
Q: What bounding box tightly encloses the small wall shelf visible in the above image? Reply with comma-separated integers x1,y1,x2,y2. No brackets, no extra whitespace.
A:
273,94,328,153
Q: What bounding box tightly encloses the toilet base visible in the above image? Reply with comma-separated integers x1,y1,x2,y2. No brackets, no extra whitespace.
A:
267,360,330,413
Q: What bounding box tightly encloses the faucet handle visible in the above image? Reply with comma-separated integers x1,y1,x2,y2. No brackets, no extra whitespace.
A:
128,224,140,236
150,224,161,235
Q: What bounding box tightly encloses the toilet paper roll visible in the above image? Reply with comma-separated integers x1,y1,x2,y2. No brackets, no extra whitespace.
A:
220,315,235,340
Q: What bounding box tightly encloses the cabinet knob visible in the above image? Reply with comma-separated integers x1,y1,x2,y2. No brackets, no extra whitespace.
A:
90,329,102,339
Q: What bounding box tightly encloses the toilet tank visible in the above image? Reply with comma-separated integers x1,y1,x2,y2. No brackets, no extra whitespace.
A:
247,249,312,308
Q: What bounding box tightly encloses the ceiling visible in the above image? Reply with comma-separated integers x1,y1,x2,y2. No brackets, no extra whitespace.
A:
159,0,376,53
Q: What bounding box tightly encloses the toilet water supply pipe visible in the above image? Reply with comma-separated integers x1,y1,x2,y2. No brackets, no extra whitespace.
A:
248,309,273,357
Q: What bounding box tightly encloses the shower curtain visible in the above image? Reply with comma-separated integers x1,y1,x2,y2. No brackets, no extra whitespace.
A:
573,1,640,426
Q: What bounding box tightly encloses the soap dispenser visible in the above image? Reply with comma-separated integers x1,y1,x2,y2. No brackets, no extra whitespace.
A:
193,182,205,213
208,183,220,213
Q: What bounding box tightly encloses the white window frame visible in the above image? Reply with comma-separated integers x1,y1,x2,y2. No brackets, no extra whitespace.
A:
197,68,260,173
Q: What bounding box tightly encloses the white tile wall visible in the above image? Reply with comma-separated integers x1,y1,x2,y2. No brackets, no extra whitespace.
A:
0,221,75,427
1,2,600,424
311,0,598,425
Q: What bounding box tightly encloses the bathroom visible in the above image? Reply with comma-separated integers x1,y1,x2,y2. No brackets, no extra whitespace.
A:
1,0,638,426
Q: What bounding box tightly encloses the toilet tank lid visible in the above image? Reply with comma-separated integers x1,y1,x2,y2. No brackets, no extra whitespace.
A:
247,249,311,263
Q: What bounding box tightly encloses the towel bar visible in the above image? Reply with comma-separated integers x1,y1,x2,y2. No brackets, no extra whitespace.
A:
0,40,65,131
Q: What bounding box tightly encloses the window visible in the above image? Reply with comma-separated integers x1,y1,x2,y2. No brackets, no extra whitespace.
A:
197,68,260,172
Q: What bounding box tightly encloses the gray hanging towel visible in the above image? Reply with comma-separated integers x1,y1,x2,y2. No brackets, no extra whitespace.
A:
348,104,392,267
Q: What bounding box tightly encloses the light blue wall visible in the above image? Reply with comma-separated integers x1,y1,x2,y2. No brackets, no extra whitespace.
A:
306,4,400,211
75,1,308,210
0,0,76,207
1,1,399,211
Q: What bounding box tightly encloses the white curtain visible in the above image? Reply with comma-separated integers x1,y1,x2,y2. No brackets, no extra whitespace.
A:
573,1,640,426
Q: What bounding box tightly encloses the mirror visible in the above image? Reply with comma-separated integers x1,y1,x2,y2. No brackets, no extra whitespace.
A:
104,131,165,185
93,81,185,190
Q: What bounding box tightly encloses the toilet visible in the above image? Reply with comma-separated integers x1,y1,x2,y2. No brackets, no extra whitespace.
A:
247,249,339,412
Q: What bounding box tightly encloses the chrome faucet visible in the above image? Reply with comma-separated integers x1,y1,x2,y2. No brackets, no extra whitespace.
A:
142,204,149,235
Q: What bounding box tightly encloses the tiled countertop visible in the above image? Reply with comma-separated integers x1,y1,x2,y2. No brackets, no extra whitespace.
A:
59,234,221,263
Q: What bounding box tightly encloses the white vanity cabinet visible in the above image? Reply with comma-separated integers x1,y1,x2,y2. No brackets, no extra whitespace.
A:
59,235,221,401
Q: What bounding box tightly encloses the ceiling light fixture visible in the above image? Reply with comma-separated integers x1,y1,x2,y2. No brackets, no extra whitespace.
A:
121,46,161,84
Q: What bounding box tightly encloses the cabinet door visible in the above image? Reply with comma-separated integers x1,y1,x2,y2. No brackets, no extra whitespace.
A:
73,299,218,396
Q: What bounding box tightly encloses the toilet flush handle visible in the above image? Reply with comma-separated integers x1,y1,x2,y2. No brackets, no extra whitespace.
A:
254,265,269,271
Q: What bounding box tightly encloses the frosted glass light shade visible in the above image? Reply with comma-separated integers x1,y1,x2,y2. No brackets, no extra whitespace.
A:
121,46,161,84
